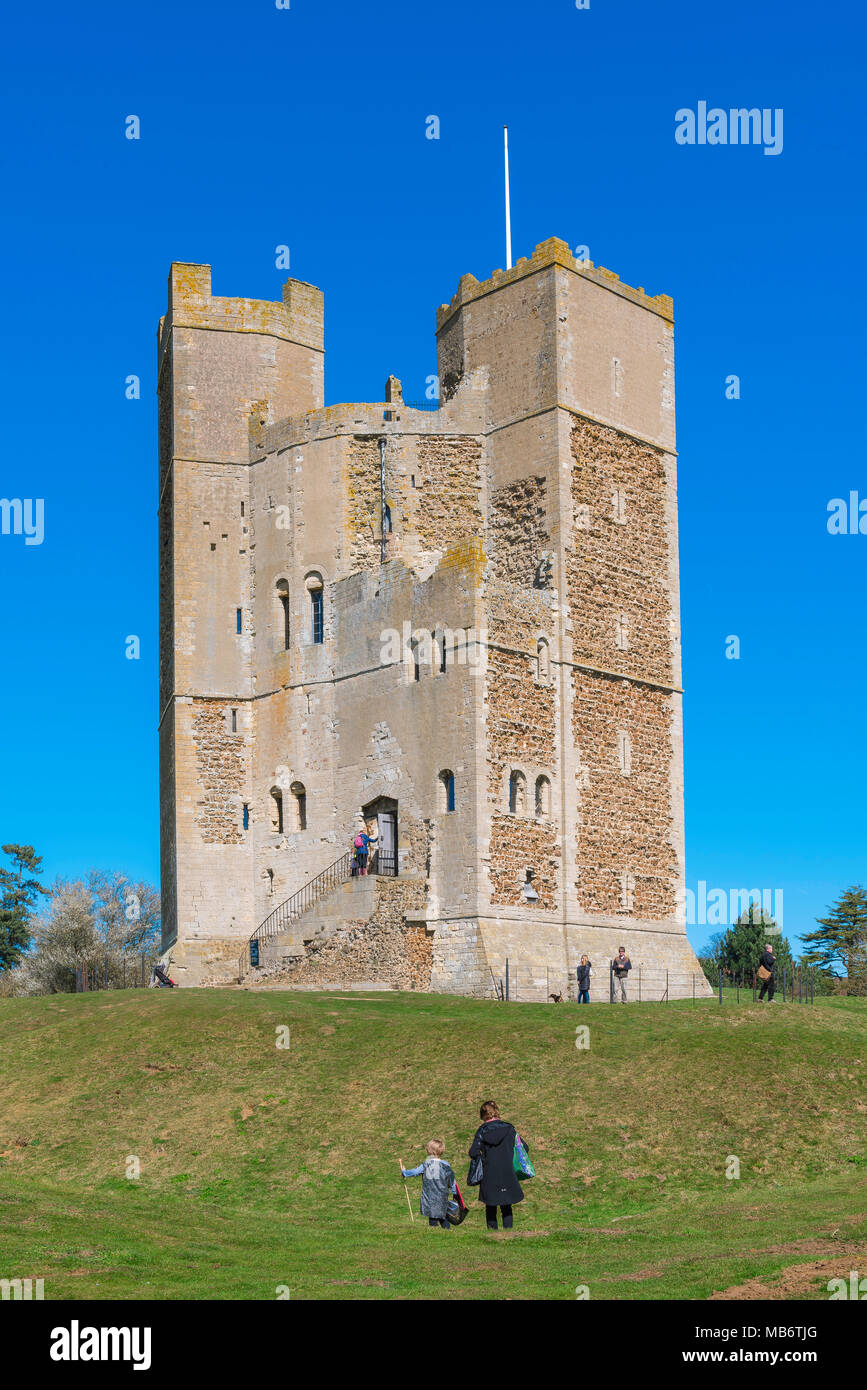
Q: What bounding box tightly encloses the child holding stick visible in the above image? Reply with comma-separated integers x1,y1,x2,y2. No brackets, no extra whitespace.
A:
399,1140,457,1229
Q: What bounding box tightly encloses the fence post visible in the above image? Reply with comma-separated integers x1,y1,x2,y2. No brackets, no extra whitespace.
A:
666,968,669,1003
505,958,510,1002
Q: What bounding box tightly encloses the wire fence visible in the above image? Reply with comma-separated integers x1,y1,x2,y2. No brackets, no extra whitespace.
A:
71,952,156,991
487,960,818,1004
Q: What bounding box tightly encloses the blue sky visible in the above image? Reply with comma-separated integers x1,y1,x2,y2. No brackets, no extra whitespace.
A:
1,0,864,956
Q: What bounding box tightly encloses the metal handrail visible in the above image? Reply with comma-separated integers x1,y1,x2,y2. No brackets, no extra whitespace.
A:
238,849,355,980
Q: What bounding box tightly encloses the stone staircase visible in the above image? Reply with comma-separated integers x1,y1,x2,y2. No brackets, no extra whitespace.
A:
240,871,381,983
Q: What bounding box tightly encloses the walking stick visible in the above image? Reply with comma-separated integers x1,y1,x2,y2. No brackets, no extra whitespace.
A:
398,1160,415,1222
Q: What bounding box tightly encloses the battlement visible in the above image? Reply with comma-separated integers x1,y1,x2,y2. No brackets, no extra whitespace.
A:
436,236,673,331
159,262,325,363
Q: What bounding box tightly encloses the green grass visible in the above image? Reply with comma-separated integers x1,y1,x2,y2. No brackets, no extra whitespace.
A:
1,988,865,1300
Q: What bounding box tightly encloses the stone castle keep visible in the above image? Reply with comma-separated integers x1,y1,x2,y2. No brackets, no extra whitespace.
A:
157,236,709,998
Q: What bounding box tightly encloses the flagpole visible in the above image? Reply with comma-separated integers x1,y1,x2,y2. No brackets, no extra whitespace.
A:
503,125,512,270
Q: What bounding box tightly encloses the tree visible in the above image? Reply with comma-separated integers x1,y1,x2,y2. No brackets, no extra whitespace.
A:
697,931,726,986
801,886,867,994
0,844,49,971
6,871,161,996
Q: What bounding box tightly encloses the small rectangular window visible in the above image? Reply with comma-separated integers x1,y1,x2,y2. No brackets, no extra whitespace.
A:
311,589,324,644
242,803,249,831
236,608,242,634
231,709,237,733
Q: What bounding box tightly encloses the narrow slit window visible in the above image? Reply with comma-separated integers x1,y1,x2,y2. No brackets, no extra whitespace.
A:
242,803,249,831
231,709,237,733
236,608,242,635
311,588,324,644
439,770,455,813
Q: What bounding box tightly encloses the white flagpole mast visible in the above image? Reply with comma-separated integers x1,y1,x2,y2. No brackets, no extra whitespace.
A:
503,125,512,270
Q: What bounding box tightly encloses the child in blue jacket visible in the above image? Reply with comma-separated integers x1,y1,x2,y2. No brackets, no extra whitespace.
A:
400,1140,457,1228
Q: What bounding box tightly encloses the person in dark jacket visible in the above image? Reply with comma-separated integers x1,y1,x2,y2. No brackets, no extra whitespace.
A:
576,954,592,1004
758,942,777,1002
469,1100,526,1231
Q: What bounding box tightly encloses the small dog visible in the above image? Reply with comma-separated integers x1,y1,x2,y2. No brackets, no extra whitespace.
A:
548,992,563,1003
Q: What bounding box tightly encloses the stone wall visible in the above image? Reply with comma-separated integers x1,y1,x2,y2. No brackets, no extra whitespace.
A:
264,877,430,990
567,415,672,687
573,674,677,919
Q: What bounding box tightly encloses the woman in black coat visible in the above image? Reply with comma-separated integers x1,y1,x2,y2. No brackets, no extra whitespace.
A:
469,1099,526,1230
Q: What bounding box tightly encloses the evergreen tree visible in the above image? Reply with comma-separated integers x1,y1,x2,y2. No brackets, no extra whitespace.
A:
0,844,49,970
801,886,867,994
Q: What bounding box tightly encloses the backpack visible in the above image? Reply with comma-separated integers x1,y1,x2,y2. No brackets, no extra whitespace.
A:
354,834,365,849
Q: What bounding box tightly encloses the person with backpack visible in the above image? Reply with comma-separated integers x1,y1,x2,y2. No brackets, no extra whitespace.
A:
468,1100,529,1231
352,824,377,876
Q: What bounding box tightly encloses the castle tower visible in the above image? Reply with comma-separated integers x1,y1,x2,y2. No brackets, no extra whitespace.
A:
158,241,706,999
158,264,324,979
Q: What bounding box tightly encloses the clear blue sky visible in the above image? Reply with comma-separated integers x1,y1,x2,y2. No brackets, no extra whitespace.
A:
1,0,864,956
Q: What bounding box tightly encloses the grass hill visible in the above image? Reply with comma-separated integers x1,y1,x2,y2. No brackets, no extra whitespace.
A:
1,988,866,1300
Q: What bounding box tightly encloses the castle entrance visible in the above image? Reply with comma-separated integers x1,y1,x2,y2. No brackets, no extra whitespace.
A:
362,797,398,876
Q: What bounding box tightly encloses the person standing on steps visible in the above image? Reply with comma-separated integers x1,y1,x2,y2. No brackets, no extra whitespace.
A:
352,823,377,876
469,1100,527,1232
758,941,777,1002
612,945,631,1003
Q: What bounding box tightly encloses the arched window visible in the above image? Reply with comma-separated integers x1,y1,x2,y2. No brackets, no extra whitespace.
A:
266,867,275,896
290,781,307,831
439,630,448,674
536,637,550,683
410,638,421,682
270,788,284,834
535,775,551,819
383,504,392,534
439,770,455,814
305,572,324,644
508,770,526,815
276,579,290,650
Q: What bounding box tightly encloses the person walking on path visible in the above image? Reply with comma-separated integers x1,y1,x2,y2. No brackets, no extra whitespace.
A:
612,945,631,1003
576,954,592,1004
399,1140,457,1229
758,941,777,1002
468,1100,527,1232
